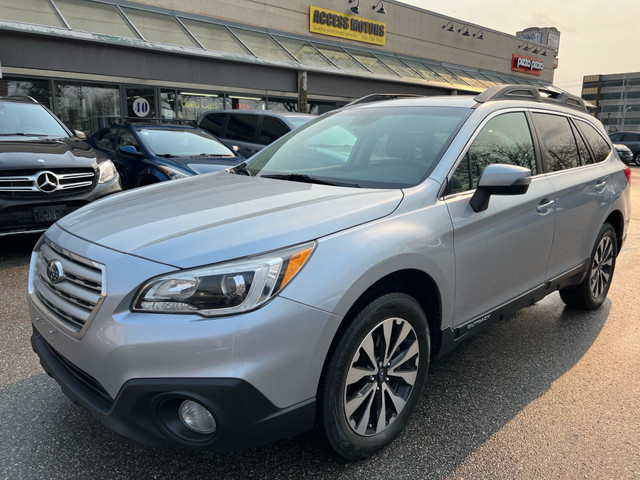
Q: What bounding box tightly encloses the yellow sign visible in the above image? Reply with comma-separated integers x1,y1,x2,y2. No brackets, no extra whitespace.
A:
309,6,386,46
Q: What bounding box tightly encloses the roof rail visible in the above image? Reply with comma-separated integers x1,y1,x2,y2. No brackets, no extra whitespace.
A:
474,84,592,113
344,93,424,107
0,95,39,103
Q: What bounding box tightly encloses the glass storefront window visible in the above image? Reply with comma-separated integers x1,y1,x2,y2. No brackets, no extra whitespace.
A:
1,77,52,108
55,82,120,135
126,88,155,119
180,19,251,56
0,0,64,27
229,96,265,110
54,0,139,38
267,98,299,112
121,7,198,47
230,28,295,63
173,91,224,120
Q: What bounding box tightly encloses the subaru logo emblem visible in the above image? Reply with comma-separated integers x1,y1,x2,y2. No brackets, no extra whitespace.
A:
36,171,59,193
46,260,64,284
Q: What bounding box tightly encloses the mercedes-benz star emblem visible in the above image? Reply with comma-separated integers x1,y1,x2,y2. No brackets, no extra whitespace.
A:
36,171,59,193
46,260,64,284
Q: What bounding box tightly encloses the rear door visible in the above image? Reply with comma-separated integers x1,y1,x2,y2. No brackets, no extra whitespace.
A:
444,111,556,327
224,113,262,158
530,112,612,281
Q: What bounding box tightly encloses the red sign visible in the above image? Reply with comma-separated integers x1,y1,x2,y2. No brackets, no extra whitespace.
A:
553,57,559,69
511,54,544,76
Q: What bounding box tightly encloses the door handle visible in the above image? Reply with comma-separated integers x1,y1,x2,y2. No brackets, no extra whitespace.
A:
595,180,607,193
536,199,555,214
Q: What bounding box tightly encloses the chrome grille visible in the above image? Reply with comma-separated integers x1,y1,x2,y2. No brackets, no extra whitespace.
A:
0,169,95,197
32,239,105,335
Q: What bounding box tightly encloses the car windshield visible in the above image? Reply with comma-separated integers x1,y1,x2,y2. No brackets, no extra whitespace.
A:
246,106,470,188
0,101,69,138
137,128,234,157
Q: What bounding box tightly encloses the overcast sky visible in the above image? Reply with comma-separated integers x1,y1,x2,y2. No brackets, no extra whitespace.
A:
401,0,640,95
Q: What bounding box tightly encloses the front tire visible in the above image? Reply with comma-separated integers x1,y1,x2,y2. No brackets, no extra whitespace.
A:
559,223,617,310
634,152,640,167
318,293,430,460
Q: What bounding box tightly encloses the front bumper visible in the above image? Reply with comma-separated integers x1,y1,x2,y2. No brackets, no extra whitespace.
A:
32,328,315,450
28,226,342,449
0,176,121,236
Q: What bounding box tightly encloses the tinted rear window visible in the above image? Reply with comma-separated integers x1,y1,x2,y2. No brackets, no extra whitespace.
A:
260,117,289,144
575,120,610,163
226,114,259,142
199,112,225,136
532,113,580,172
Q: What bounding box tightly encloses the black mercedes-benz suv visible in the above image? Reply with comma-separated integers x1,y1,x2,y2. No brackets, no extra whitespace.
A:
0,96,122,236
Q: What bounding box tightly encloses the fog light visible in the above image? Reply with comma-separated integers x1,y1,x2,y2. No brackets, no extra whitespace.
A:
178,400,217,435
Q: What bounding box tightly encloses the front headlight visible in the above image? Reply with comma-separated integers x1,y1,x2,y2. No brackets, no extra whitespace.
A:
98,160,117,183
158,165,190,180
132,242,315,316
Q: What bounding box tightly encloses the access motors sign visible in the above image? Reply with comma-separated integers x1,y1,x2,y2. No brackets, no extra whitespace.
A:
511,54,544,76
310,6,386,46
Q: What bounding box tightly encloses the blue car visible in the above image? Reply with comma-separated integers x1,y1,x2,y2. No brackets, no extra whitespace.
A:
88,123,242,190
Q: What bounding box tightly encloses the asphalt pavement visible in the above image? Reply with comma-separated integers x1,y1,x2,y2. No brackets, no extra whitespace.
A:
1,169,639,480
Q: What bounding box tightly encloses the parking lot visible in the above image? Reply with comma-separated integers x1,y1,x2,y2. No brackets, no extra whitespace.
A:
1,168,639,480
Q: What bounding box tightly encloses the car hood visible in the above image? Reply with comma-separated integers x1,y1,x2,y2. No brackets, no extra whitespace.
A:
57,172,403,268
0,137,100,170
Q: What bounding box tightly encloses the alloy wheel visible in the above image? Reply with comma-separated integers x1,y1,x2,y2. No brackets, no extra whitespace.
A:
589,235,614,299
343,317,419,436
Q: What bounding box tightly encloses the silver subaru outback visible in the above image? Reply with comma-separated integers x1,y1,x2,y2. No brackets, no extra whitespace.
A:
28,85,631,460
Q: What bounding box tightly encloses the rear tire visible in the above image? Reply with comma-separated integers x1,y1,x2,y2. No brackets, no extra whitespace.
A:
559,223,617,310
318,293,430,460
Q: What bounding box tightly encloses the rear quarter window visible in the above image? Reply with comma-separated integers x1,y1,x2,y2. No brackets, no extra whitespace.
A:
575,120,611,163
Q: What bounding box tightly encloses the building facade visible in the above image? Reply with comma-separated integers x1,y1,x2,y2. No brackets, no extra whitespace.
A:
582,72,640,132
0,0,558,136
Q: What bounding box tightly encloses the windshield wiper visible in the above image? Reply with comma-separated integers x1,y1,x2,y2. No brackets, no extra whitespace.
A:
229,163,253,176
260,173,361,188
156,153,177,158
197,153,233,158
0,132,50,137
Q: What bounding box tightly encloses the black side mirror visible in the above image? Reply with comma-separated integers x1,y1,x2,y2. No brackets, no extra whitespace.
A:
470,164,532,213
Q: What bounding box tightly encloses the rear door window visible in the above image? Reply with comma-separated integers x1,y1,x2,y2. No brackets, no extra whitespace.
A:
532,113,580,172
199,112,226,137
259,117,289,144
226,114,259,142
95,127,117,151
574,120,611,163
115,129,141,151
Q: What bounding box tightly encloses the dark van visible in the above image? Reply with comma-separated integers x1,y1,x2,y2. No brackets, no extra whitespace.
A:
198,110,314,158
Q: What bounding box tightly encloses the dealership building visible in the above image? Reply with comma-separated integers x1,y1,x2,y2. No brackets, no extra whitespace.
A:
0,0,558,135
